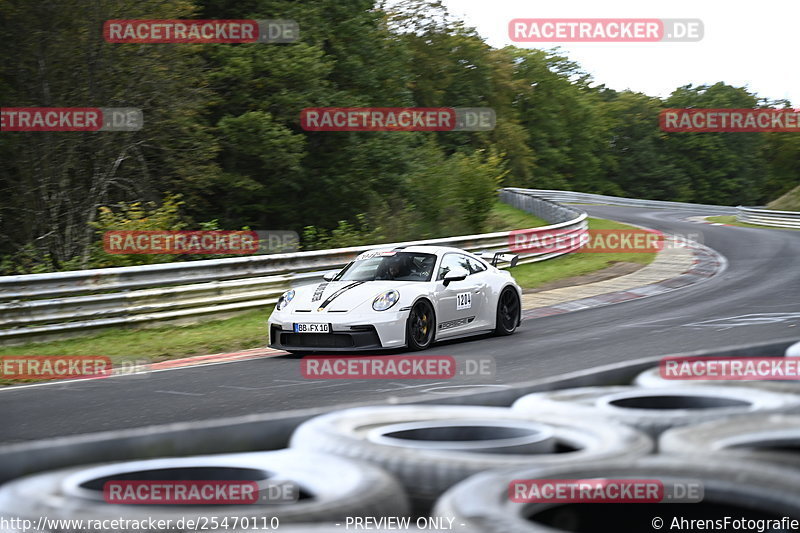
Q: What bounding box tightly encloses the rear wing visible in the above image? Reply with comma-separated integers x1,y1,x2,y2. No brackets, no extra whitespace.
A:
474,251,519,268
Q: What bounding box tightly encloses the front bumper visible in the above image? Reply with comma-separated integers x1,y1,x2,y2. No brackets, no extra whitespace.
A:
270,324,383,351
268,310,408,351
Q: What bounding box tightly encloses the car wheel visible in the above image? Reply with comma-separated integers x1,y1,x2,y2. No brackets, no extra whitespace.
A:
494,287,520,335
406,299,435,350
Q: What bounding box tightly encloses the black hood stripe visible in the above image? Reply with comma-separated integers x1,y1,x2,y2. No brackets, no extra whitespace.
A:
317,281,366,310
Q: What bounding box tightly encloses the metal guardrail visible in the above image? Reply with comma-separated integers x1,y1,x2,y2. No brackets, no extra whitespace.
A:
511,188,739,214
517,188,799,229
737,206,800,229
0,189,587,346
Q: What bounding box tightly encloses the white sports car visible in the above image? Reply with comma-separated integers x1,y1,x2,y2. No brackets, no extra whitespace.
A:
268,245,522,352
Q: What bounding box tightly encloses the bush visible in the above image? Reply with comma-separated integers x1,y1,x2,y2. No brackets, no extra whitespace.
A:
301,146,507,250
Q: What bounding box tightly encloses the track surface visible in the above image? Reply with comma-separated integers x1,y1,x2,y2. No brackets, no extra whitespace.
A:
2,206,799,443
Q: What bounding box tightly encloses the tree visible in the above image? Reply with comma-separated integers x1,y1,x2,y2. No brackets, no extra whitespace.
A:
0,0,217,269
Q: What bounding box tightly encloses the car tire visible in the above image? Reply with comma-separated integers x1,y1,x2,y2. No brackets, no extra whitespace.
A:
0,450,409,531
511,385,800,437
660,414,800,468
406,299,436,351
494,287,520,336
632,366,800,395
433,456,800,533
289,405,653,514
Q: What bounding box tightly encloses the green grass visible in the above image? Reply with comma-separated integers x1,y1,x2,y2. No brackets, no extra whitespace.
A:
706,215,800,231
508,218,657,289
767,185,800,211
0,307,272,362
484,200,548,231
0,208,652,372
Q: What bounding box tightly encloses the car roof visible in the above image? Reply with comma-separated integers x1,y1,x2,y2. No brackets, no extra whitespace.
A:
360,245,472,256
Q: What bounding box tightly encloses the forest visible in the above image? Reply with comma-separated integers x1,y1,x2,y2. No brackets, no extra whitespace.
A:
1,0,798,273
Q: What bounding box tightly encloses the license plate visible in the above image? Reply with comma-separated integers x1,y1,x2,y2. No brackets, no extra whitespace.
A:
293,323,330,333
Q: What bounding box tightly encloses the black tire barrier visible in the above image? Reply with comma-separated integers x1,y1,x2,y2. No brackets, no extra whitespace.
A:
433,456,800,533
659,414,800,469
288,405,653,514
0,450,408,532
511,385,800,437
632,366,800,395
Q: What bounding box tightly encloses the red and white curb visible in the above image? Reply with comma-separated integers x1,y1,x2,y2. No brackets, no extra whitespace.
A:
523,241,725,320
148,347,285,370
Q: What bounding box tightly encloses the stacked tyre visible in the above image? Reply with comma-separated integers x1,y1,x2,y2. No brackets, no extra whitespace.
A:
3,354,800,532
288,405,653,513
0,450,409,532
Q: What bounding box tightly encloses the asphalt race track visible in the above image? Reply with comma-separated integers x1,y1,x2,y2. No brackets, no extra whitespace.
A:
2,205,799,443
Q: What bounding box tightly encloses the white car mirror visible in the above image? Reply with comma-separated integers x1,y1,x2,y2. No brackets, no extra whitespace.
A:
322,271,339,282
443,267,469,286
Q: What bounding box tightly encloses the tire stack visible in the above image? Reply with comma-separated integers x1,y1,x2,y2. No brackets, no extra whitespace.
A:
2,351,800,532
288,405,654,514
0,450,411,532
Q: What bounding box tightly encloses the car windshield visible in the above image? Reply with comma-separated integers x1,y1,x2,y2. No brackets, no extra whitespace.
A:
335,252,436,282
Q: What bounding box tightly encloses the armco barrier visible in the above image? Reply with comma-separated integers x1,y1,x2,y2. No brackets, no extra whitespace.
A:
0,190,586,345
519,189,800,229
737,206,800,229
0,338,796,484
511,188,739,214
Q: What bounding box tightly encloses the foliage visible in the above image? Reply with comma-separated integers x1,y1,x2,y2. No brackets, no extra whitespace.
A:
88,195,188,267
1,0,797,274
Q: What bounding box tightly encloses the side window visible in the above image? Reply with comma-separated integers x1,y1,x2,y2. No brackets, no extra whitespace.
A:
437,253,473,281
466,257,487,274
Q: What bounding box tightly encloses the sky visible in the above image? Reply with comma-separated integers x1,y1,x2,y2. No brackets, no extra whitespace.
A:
439,0,798,105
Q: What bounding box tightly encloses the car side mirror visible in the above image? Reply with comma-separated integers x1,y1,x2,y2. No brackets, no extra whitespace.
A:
442,267,469,286
322,270,339,282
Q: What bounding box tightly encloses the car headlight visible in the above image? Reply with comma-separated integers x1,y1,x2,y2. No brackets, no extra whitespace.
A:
373,290,399,311
276,289,295,311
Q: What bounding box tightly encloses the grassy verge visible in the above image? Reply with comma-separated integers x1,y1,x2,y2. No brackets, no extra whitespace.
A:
508,218,657,289
0,208,653,369
484,200,548,231
767,185,800,211
706,215,800,231
0,307,272,362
